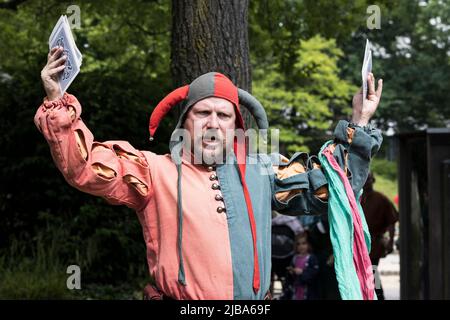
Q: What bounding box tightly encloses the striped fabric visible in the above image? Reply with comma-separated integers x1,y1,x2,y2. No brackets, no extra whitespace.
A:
319,141,375,300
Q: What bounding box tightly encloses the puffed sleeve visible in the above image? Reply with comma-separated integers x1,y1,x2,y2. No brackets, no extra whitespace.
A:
34,93,152,211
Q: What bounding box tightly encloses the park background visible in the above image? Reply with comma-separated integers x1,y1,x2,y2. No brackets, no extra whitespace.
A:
0,0,448,299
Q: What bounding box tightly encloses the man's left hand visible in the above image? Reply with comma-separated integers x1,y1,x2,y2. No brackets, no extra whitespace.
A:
351,73,383,126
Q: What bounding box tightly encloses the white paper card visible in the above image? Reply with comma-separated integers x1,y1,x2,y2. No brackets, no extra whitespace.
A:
48,15,82,95
362,39,372,102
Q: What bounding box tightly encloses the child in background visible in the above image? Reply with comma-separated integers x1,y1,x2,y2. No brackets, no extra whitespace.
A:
286,232,320,300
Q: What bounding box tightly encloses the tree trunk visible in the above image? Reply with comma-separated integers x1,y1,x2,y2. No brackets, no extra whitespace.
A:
171,0,251,89
171,0,254,126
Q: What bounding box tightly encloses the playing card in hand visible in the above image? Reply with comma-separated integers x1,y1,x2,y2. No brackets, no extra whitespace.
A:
361,39,372,103
48,15,82,95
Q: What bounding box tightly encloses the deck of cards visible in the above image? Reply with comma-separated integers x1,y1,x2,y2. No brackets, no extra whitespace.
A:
361,39,372,103
49,15,82,95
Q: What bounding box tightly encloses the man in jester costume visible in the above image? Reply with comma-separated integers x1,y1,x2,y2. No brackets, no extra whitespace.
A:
36,46,383,300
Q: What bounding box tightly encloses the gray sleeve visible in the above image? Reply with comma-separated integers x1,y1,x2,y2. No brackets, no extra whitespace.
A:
333,120,383,196
270,120,383,215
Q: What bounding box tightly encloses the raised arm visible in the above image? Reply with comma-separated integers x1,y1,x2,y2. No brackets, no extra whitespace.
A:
35,47,151,211
272,73,383,216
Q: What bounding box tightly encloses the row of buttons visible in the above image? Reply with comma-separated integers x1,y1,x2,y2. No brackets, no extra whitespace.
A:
207,166,226,214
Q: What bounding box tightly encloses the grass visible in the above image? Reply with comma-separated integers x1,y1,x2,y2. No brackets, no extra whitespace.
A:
373,174,398,204
0,233,149,300
70,283,147,300
0,239,146,300
370,158,398,205
0,236,74,299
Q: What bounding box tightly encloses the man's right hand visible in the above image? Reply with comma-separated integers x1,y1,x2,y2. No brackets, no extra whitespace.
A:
40,46,67,101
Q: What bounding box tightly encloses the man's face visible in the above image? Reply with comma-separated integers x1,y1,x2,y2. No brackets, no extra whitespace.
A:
183,97,236,164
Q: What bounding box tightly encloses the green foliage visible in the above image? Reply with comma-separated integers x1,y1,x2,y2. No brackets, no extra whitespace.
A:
370,158,398,203
71,283,146,300
0,234,72,299
1,0,447,299
0,0,168,296
0,228,148,299
370,158,397,181
253,35,355,154
373,174,398,205
339,0,450,131
250,0,450,134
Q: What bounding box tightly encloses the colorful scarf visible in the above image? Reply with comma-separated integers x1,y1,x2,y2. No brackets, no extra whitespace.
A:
319,141,375,300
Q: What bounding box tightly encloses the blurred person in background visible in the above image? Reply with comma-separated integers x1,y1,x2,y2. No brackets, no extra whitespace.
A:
361,172,399,300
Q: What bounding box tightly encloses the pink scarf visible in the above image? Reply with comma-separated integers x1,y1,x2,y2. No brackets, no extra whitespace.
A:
323,147,375,300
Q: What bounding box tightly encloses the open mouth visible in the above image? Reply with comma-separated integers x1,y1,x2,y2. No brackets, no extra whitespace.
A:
203,135,219,143
202,136,222,150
